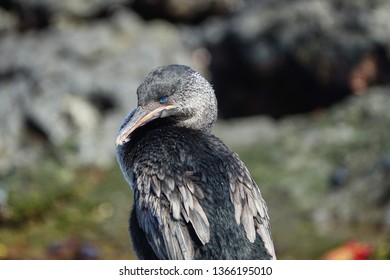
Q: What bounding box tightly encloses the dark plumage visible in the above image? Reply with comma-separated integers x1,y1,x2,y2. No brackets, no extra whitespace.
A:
115,64,276,260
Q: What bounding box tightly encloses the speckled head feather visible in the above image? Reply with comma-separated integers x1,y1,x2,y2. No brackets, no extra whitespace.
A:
137,65,217,132
116,65,217,146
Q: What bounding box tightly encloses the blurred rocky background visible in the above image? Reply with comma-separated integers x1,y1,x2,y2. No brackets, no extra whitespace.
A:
1,0,390,259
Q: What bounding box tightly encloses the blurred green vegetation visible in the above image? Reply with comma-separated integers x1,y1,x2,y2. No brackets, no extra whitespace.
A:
1,154,321,260
1,151,388,260
2,94,390,260
0,161,134,259
237,146,333,259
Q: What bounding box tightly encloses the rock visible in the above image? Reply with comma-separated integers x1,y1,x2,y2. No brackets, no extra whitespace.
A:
277,86,390,232
315,148,390,231
0,8,17,32
1,0,390,237
0,0,130,20
185,0,390,118
0,185,7,207
0,9,192,175
214,86,390,257
329,165,348,189
0,0,54,31
131,0,243,23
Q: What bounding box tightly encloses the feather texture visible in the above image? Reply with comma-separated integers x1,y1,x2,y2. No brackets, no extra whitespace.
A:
227,153,276,259
116,64,276,260
133,167,210,259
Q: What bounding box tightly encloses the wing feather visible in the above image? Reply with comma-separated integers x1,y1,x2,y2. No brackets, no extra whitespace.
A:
135,171,210,260
227,153,276,259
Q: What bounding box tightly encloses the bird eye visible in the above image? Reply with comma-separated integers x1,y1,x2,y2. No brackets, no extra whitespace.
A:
159,96,168,104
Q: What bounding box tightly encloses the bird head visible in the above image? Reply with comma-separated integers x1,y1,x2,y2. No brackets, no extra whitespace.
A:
116,64,217,146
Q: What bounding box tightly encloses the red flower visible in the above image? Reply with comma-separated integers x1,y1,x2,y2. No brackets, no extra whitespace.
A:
323,241,373,260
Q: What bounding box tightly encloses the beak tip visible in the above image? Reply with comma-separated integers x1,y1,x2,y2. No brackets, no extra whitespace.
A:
116,104,174,147
115,136,124,146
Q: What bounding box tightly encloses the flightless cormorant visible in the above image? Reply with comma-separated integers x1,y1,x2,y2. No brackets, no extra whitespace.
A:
116,64,276,260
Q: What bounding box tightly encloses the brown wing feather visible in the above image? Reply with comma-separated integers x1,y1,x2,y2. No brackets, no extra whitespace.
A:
135,170,210,260
228,153,276,259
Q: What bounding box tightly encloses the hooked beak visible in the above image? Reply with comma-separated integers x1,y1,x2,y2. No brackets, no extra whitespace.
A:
116,104,176,146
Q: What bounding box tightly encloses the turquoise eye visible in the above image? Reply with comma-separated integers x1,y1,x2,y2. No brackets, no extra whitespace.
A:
159,96,168,103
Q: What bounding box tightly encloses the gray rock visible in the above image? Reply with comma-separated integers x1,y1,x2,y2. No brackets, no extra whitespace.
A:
0,10,192,174
130,0,244,22
184,0,390,118
10,0,130,18
0,8,17,32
